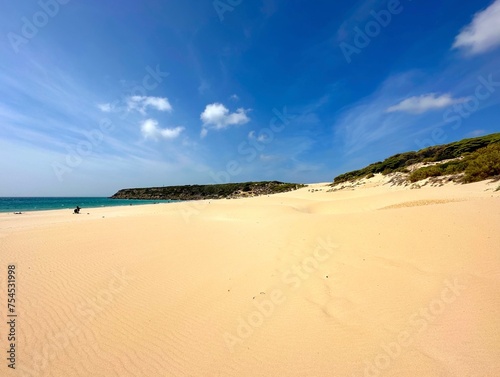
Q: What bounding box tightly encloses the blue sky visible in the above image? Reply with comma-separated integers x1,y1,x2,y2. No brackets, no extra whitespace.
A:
1,0,500,196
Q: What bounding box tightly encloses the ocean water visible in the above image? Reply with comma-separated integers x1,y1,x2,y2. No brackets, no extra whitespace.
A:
0,197,177,213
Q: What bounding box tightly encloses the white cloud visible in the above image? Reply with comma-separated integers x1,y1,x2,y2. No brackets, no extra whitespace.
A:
230,94,240,101
127,96,172,114
200,103,250,137
386,93,467,114
159,126,185,139
97,103,112,112
453,0,500,55
140,119,184,140
97,97,172,114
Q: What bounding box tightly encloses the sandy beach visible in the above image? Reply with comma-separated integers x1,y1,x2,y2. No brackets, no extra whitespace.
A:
1,178,499,377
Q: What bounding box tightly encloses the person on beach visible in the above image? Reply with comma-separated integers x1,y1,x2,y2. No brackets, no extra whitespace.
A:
74,206,81,214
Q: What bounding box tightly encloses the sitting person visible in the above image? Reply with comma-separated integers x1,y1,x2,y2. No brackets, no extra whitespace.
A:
74,206,81,214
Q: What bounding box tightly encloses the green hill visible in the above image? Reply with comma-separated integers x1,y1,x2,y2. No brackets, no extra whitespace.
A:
111,181,305,201
333,133,500,185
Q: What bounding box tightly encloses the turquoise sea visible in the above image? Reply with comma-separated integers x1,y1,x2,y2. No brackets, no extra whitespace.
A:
0,197,176,213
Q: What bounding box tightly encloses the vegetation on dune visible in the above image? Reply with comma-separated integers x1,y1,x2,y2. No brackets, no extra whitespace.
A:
463,143,500,183
334,133,500,185
408,160,468,183
408,143,500,183
111,181,305,201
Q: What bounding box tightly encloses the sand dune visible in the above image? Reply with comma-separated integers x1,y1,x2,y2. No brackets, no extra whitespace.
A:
0,179,499,376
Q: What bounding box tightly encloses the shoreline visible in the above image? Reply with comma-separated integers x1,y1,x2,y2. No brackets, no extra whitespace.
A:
1,178,497,233
0,198,178,215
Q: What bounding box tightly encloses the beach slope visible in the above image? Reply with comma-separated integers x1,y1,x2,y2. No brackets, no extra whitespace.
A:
0,180,499,377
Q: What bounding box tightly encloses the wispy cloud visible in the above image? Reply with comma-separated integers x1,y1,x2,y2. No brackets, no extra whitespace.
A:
0,53,195,187
335,102,397,155
386,93,468,114
334,73,425,154
98,103,113,112
97,97,173,115
453,0,500,55
126,96,172,114
140,119,184,140
200,102,250,137
198,79,210,95
259,153,282,162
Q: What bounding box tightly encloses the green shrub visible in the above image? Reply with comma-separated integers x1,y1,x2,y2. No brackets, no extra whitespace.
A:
407,144,500,184
409,165,444,182
405,159,418,167
443,160,467,174
333,133,500,184
463,143,500,183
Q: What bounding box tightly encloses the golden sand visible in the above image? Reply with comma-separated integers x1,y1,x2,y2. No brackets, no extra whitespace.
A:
0,178,499,376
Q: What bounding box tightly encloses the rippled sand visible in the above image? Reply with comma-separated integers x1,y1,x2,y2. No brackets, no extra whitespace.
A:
0,179,499,377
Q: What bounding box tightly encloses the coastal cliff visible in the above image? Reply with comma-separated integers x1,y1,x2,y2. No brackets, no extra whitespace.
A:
110,181,305,201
